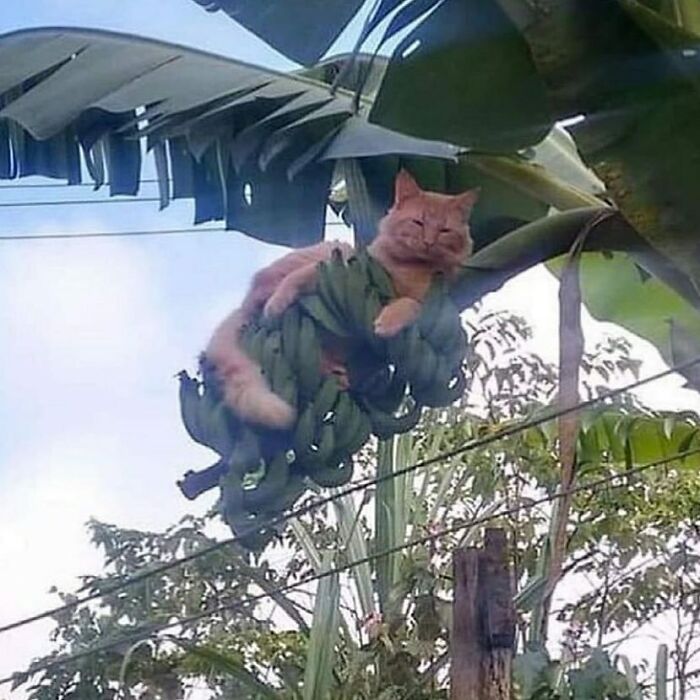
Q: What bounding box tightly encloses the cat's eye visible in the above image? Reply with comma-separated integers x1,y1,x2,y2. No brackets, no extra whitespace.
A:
439,227,451,233
411,218,423,226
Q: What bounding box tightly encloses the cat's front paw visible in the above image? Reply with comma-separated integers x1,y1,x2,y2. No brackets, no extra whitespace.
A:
374,298,421,338
263,292,293,319
374,313,405,338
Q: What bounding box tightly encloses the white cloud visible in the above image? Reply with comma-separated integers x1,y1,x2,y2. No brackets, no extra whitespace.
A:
0,232,168,378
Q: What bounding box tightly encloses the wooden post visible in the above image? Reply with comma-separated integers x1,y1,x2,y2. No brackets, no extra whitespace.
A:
451,528,515,700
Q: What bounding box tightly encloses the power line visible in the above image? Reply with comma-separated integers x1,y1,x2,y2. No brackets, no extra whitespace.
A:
2,445,696,689
0,197,163,207
0,226,228,242
0,179,161,190
1,356,698,640
0,222,347,242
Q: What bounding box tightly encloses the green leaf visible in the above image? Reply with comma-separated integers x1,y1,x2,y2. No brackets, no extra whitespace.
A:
331,489,376,621
617,654,643,700
370,0,554,150
375,435,411,618
465,152,602,211
451,207,663,311
175,642,279,699
656,644,669,700
0,28,467,250
303,552,340,700
568,648,634,700
514,575,548,613
514,647,556,699
322,115,462,162
526,125,605,197
558,251,700,392
188,0,364,66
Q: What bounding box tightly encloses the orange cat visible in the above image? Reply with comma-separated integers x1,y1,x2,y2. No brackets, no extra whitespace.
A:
205,170,478,429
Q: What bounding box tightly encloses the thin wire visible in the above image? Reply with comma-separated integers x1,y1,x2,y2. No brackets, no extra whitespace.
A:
0,222,347,242
0,179,161,190
1,355,698,638
0,226,227,242
0,197,163,207
2,445,697,688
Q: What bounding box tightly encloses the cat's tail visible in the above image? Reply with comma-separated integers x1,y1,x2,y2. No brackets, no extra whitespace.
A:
205,309,296,430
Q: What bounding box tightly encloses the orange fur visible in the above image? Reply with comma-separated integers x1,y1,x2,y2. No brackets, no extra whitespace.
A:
205,170,478,430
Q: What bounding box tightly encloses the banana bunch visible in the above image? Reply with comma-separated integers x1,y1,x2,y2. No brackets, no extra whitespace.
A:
177,250,469,549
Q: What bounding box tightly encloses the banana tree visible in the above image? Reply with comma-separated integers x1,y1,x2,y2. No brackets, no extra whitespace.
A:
2,15,699,377
4,11,700,688
171,0,700,382
10,305,700,699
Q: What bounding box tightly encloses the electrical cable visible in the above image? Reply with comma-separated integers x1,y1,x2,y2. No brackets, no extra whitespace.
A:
0,179,161,190
0,222,347,241
2,444,697,687
1,356,698,639
0,197,163,207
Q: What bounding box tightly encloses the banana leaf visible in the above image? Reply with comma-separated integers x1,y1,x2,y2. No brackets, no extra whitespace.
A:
188,0,363,66
0,27,458,248
303,552,340,700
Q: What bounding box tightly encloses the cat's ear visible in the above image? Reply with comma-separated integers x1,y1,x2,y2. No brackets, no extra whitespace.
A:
394,169,422,205
453,187,480,214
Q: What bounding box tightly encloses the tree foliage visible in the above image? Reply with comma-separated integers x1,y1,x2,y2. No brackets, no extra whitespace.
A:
11,308,700,699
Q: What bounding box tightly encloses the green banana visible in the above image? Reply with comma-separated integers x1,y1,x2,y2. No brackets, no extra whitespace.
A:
299,294,349,338
249,331,264,363
270,352,297,409
401,325,426,382
242,451,291,509
408,343,440,393
200,392,236,456
413,363,467,407
442,325,468,369
429,300,460,351
281,305,301,361
220,470,277,549
245,325,267,362
310,458,354,488
293,405,317,457
363,287,384,350
364,251,395,301
387,332,408,370
178,371,208,446
228,427,262,478
183,238,475,550
260,329,282,381
332,388,353,423
417,282,444,338
330,392,358,455
315,422,336,462
276,473,307,511
341,401,372,455
301,423,337,476
313,376,341,421
296,314,322,398
317,256,348,326
368,400,422,440
365,369,407,414
345,257,369,331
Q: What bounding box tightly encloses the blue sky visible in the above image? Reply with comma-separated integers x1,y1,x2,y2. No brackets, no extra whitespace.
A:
0,1,306,690
1,1,699,696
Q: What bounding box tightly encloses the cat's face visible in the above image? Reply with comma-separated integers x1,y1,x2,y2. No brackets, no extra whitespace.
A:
377,170,479,270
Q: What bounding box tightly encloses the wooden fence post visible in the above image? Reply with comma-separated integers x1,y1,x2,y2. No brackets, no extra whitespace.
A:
450,528,515,700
